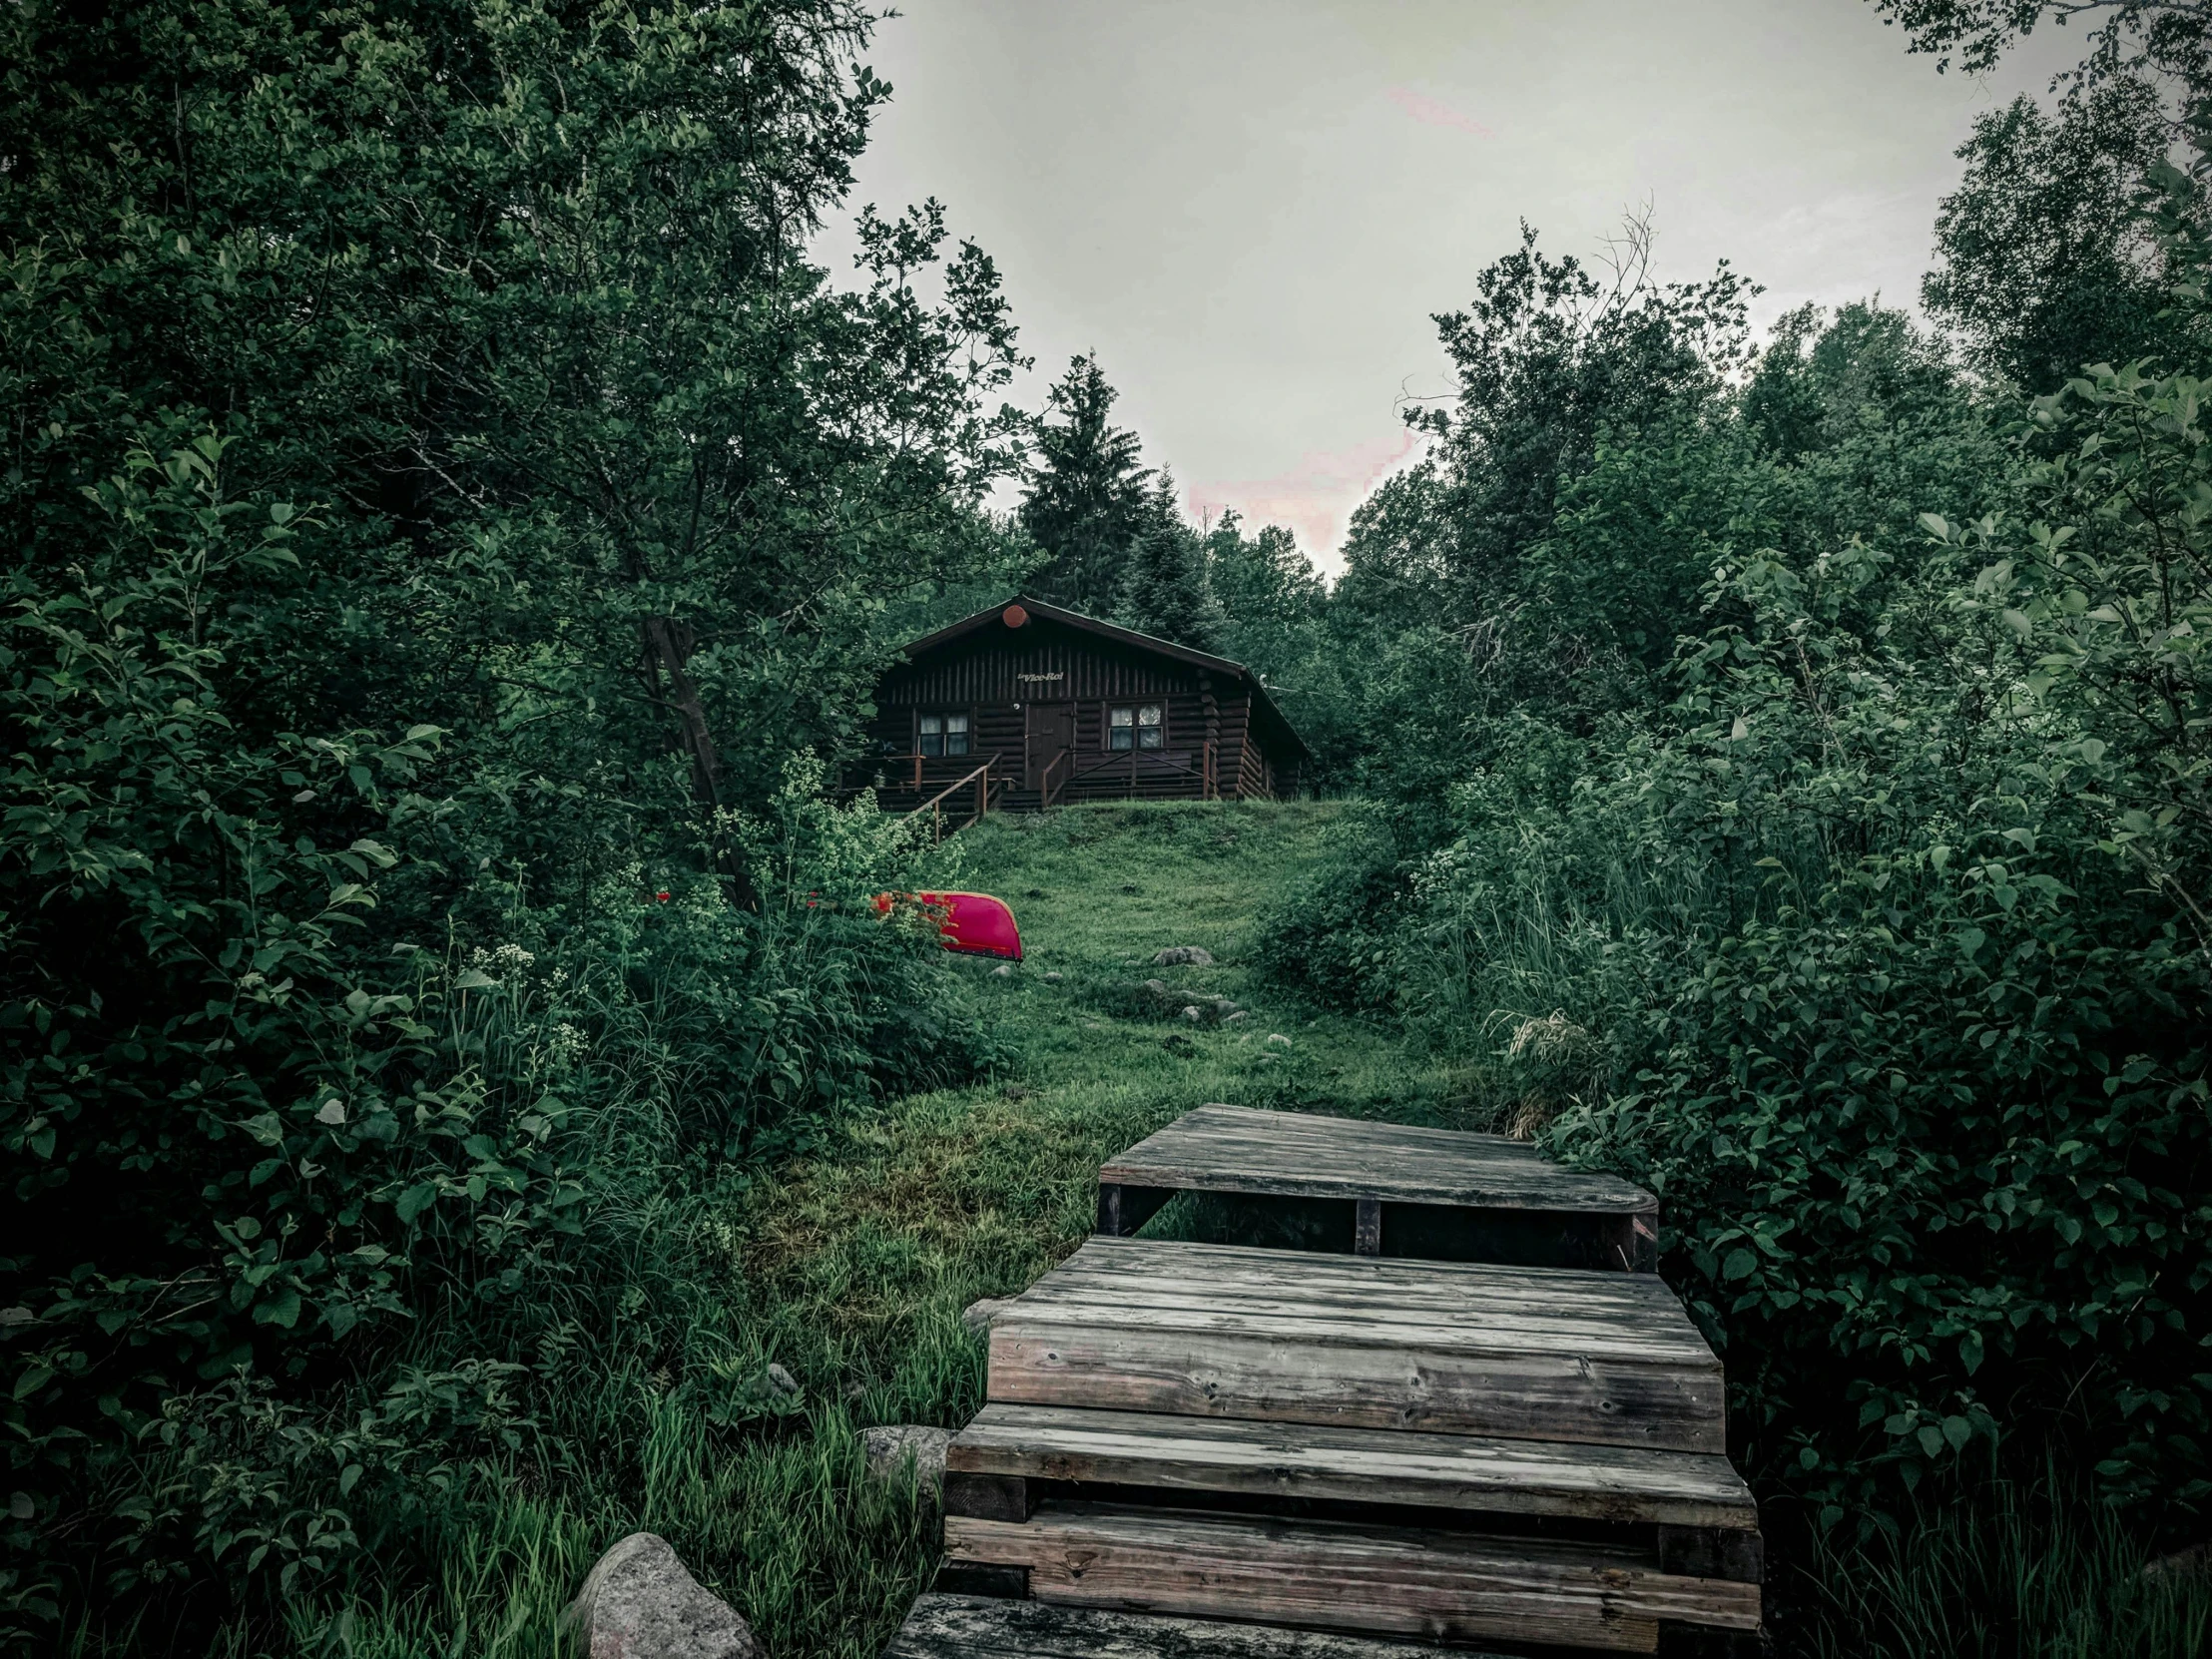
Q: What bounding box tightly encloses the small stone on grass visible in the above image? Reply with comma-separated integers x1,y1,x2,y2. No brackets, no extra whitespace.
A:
861,1424,951,1493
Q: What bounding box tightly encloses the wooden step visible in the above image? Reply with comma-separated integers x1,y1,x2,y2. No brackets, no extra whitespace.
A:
946,1403,1758,1533
943,1501,1763,1654
884,1592,1492,1659
988,1238,1726,1453
1098,1105,1656,1270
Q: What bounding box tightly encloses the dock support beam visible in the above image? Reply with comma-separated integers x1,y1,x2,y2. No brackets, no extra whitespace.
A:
1096,1183,1173,1238
1354,1196,1382,1256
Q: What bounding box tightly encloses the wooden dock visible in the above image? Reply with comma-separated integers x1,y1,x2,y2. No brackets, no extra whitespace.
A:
1096,1104,1658,1271
894,1106,1764,1658
885,1594,1515,1659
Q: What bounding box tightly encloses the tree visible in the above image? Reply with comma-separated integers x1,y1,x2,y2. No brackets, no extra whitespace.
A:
1,0,1023,1630
1925,78,2189,388
1207,511,1326,629
1018,353,1152,613
1114,477,1227,652
1864,0,2212,89
1414,219,1755,623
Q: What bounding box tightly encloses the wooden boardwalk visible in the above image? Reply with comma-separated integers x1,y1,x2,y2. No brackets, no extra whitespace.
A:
886,1595,1514,1659
897,1107,1763,1658
1097,1104,1658,1271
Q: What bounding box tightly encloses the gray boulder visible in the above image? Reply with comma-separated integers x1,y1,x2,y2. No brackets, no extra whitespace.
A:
1152,946,1215,966
960,1297,1013,1334
2145,1540,2212,1582
862,1424,951,1492
562,1532,761,1659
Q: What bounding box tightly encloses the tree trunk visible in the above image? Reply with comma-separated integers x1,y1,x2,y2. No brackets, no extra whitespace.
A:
642,616,760,911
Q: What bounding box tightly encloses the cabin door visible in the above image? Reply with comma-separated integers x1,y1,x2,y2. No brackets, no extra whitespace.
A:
1024,703,1075,796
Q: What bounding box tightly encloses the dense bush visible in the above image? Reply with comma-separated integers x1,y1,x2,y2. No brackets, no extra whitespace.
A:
1301,293,2212,1527
1251,121,2212,1536
1,0,1018,1641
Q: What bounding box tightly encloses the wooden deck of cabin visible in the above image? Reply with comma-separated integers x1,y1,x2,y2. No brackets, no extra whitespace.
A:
891,1107,1765,1659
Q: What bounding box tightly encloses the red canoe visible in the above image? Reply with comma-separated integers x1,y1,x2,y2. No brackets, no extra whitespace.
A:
874,890,1022,960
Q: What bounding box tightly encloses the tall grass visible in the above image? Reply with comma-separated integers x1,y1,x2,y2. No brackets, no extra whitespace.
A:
1797,1475,2212,1659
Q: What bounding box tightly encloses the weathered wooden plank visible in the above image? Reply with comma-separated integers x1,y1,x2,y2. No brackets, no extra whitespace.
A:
988,1324,1724,1453
988,1239,1725,1452
1009,1241,1719,1363
1099,1106,1653,1215
1041,1238,1698,1315
946,1404,1758,1529
885,1593,1492,1659
945,1502,1762,1653
1355,1197,1382,1256
1004,1284,1705,1357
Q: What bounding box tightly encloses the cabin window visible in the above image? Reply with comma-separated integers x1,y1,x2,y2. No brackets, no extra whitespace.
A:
918,712,969,758
1108,704,1164,751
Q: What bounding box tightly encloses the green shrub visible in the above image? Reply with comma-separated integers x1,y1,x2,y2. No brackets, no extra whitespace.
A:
1252,809,1408,1013
1399,416,2212,1521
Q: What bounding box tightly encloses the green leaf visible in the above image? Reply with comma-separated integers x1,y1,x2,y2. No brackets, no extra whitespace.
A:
254,1285,301,1329
394,1182,440,1225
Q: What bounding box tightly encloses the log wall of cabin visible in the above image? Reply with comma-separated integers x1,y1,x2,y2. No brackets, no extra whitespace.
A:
859,620,1290,803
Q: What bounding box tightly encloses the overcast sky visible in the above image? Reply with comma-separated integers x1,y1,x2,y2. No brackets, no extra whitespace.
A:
821,0,2078,572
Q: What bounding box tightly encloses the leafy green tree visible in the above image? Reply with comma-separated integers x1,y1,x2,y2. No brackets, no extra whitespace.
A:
1333,460,1456,632
1,0,1019,1634
1114,477,1226,652
1415,218,1755,625
1865,0,2212,88
1019,352,1151,613
1926,78,2189,389
1207,511,1326,629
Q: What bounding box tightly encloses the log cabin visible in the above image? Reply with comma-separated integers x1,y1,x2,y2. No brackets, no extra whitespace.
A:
855,597,1308,823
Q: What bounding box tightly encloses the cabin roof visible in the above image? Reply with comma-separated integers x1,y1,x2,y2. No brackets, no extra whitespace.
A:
897,595,1309,759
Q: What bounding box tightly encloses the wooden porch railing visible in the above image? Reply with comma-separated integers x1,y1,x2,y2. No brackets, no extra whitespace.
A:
1065,744,1223,800
1039,748,1069,809
907,755,1001,842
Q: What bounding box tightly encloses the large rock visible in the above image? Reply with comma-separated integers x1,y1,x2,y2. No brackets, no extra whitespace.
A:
1152,945,1214,966
960,1297,1012,1334
862,1424,951,1492
562,1532,761,1659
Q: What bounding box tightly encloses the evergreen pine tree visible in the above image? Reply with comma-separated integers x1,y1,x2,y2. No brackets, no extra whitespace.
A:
1115,475,1228,652
1018,353,1151,613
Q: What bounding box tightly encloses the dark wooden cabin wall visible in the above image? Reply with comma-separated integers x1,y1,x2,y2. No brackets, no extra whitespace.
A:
859,618,1294,803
